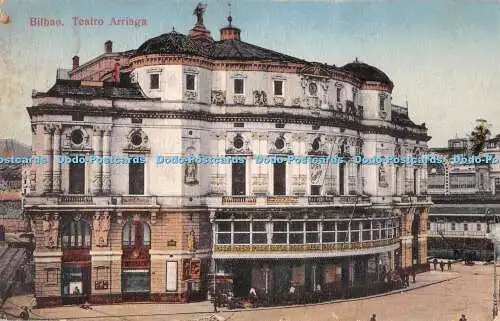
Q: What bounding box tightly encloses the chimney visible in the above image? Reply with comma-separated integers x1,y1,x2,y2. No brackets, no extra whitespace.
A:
72,56,79,70
105,40,113,53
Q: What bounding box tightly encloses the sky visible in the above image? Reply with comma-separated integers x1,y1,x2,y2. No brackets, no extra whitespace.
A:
0,0,498,147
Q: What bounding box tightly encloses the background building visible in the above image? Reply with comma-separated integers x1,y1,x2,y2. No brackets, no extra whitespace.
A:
428,136,500,260
24,8,431,307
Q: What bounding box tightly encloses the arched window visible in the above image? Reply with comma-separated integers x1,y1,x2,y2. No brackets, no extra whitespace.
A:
122,220,151,248
61,217,91,248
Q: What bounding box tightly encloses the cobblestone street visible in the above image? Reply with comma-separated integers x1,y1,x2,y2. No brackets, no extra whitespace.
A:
4,262,493,321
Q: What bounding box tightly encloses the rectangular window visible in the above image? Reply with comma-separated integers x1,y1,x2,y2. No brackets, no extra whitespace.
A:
129,162,145,195
234,78,244,94
379,96,385,111
186,74,195,91
451,223,456,231
166,261,178,292
69,162,85,194
272,221,287,244
150,74,159,89
121,271,150,293
274,163,286,195
336,87,341,102
252,221,267,244
232,163,246,195
476,223,481,232
464,224,468,231
311,185,321,196
273,80,283,96
305,222,318,243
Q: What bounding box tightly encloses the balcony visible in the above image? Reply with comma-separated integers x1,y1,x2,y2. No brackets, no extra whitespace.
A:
206,195,372,207
213,238,398,253
58,195,93,205
393,195,432,205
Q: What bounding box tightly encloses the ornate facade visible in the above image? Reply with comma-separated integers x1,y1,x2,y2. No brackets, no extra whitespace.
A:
25,8,431,306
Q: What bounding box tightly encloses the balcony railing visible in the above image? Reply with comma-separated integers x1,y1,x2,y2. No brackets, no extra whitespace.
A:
58,195,93,204
211,195,372,207
222,196,257,205
214,239,398,253
428,230,486,238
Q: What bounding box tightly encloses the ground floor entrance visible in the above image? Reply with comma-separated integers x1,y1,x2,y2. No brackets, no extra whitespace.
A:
215,253,393,300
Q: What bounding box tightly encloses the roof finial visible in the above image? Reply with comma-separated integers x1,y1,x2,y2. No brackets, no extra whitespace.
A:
172,26,175,32
227,1,233,26
354,57,359,63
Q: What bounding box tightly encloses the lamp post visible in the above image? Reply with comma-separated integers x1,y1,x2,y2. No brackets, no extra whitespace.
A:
486,210,498,318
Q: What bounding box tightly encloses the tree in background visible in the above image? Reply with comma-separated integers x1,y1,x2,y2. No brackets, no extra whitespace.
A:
469,119,491,156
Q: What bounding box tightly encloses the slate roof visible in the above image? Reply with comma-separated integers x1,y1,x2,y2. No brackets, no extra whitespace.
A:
135,31,210,57
392,111,425,129
136,31,308,64
37,80,145,99
341,62,393,86
206,40,307,63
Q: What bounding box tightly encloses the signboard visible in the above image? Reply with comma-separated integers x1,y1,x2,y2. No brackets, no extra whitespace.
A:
182,259,191,281
190,259,201,280
166,261,178,292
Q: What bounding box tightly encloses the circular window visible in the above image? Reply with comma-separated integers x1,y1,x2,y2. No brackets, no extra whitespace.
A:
131,133,143,146
71,130,84,145
308,82,318,95
275,138,285,150
233,137,244,149
312,138,320,151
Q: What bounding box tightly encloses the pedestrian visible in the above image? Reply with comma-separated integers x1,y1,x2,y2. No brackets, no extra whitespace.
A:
411,268,416,283
370,313,377,321
19,306,29,320
405,273,410,287
459,314,467,321
447,260,452,270
440,261,445,272
433,258,438,270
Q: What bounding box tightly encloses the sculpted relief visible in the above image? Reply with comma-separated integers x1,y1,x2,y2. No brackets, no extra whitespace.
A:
43,214,60,248
93,212,110,247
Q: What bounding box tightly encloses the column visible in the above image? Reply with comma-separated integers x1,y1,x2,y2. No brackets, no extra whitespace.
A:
91,127,102,195
102,127,111,194
42,125,53,194
52,125,62,193
399,208,414,268
418,208,429,264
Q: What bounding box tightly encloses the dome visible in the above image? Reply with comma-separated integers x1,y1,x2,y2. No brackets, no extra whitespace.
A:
341,61,393,86
134,31,208,57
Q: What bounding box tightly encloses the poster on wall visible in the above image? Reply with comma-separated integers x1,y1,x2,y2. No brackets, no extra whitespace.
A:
69,282,83,296
166,261,178,292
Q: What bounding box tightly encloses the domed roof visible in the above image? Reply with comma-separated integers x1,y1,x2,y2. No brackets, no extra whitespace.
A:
341,61,393,86
134,31,209,57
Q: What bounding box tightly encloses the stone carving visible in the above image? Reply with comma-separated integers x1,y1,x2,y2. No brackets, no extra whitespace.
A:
102,174,111,193
273,96,285,106
211,90,226,105
378,164,388,187
43,214,59,248
184,163,199,185
42,174,52,193
310,163,324,185
253,90,268,106
193,2,207,26
268,133,292,154
185,91,197,100
291,97,301,107
379,110,387,119
233,95,245,105
305,97,320,108
226,133,252,155
187,229,196,252
125,128,150,152
94,212,110,247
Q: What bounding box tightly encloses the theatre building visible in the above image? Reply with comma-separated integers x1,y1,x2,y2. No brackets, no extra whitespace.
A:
24,7,431,306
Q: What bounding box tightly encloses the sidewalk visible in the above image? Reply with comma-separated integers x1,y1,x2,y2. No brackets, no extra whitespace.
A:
3,270,460,320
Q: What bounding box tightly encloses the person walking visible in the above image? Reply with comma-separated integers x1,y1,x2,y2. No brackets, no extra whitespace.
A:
370,313,377,321
411,268,416,283
447,260,452,270
440,261,445,272
433,258,438,270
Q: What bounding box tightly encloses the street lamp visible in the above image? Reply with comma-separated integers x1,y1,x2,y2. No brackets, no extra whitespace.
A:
486,209,498,317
